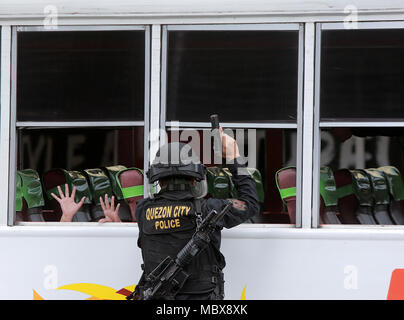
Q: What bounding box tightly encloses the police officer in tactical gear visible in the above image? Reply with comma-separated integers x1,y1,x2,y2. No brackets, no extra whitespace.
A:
135,128,260,300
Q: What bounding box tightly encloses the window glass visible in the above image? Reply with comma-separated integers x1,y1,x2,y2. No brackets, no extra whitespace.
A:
321,29,404,121
14,29,147,224
166,128,297,224
16,127,144,223
319,27,404,226
166,30,299,123
319,127,404,225
17,31,145,121
18,127,144,172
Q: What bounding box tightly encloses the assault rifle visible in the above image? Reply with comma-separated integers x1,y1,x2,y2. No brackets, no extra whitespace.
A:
127,201,232,300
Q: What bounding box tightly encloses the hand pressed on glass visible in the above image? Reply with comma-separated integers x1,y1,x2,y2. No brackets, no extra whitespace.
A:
98,194,121,223
51,184,86,222
51,184,121,223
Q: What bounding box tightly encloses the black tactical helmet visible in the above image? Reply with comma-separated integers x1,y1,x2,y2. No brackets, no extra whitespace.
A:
147,142,206,183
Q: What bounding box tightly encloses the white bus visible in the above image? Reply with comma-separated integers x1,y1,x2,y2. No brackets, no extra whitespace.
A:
1,0,404,300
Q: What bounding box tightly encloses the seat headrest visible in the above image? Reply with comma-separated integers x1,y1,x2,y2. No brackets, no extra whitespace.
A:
275,166,296,224
275,167,296,201
117,168,144,202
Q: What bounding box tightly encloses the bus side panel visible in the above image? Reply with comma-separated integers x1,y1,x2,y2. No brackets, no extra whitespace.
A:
0,228,398,300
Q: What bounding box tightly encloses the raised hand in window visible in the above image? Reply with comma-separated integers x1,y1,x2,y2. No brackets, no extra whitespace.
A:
51,184,86,222
99,194,121,223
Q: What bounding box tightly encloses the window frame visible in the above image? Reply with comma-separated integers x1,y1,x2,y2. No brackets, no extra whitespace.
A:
8,25,151,226
0,26,7,226
312,21,404,229
160,23,304,227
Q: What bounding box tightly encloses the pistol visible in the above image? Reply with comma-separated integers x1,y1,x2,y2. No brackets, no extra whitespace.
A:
210,114,222,160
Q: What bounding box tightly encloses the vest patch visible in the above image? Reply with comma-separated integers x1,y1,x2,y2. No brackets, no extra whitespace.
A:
142,202,195,235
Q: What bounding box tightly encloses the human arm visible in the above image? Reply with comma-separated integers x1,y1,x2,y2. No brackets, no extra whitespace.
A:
207,128,260,228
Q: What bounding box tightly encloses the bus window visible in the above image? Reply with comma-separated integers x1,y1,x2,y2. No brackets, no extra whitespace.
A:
17,127,144,223
320,29,404,121
17,30,145,121
163,26,302,225
167,128,297,224
165,30,299,123
14,28,147,224
320,128,404,225
318,27,404,226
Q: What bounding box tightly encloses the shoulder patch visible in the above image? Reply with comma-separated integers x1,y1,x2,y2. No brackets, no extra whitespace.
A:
231,199,247,211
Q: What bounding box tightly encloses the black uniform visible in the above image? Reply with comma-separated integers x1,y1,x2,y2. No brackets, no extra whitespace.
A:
135,158,260,300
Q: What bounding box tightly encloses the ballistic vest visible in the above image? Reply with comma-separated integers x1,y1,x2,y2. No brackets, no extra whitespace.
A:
138,196,223,295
